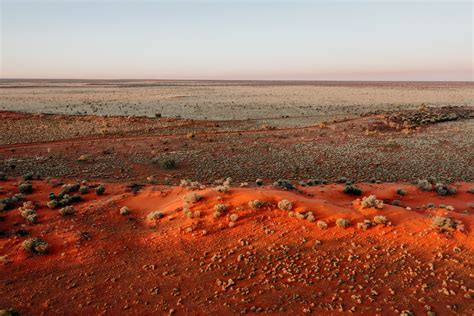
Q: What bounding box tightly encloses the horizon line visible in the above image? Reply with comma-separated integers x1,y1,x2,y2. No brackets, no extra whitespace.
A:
1,78,473,83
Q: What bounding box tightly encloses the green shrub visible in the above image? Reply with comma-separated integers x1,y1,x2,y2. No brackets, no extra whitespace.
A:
248,200,264,209
357,220,372,230
79,186,90,194
18,183,33,194
396,188,406,196
160,159,176,170
23,172,34,181
59,206,75,216
96,185,106,195
361,195,384,209
343,185,362,195
120,206,131,215
147,210,164,221
373,215,388,225
277,199,293,211
47,200,59,209
336,218,351,228
317,220,328,229
183,192,202,204
23,238,49,254
435,183,457,196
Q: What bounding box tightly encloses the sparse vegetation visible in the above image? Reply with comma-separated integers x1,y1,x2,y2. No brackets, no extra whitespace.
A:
299,179,327,186
0,171,6,181
23,238,49,254
229,213,239,222
336,218,351,228
277,199,293,211
180,179,204,190
215,177,232,193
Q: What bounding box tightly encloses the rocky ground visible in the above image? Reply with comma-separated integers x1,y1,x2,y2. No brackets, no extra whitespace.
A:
1,106,473,184
0,177,473,315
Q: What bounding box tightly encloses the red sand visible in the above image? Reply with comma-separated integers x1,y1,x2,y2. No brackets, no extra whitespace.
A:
1,179,473,315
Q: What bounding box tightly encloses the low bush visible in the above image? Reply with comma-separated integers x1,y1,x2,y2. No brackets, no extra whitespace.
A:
357,220,372,230
336,218,351,228
23,238,49,254
23,172,34,181
431,216,464,233
361,195,384,209
59,206,75,216
79,186,90,194
18,182,33,194
396,188,406,196
120,206,131,215
147,210,164,221
277,199,293,211
434,183,457,196
373,215,388,225
317,220,328,230
183,192,202,204
343,185,362,195
416,179,432,191
248,200,264,210
95,185,106,195
159,158,177,170
229,213,239,222
273,179,295,190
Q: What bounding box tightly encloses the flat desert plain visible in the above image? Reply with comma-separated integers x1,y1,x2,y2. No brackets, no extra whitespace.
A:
0,80,473,315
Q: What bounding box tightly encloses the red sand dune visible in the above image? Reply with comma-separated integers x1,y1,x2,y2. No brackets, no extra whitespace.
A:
1,179,473,315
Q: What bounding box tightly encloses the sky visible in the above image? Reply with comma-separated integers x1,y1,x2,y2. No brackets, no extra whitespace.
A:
0,0,472,81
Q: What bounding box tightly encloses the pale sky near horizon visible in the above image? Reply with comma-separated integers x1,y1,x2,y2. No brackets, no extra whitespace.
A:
0,0,472,81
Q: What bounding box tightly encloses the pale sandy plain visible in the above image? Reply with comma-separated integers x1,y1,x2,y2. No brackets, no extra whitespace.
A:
0,80,472,127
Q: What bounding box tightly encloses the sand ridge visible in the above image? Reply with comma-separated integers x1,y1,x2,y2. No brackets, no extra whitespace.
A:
1,178,473,315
